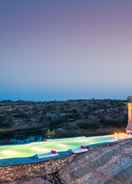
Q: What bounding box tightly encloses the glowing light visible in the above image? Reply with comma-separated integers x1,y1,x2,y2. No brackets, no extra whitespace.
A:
0,150,18,158
31,146,49,153
113,132,128,139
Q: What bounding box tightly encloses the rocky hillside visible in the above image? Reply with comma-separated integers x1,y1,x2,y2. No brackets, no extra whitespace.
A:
1,138,132,184
0,100,127,140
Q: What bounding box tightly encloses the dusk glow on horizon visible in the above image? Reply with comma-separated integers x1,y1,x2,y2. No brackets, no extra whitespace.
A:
0,0,132,101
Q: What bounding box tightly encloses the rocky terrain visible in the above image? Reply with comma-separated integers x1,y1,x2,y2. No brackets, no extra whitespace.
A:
0,100,127,142
1,138,132,184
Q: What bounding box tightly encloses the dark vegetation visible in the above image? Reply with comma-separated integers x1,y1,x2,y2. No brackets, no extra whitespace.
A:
0,99,128,141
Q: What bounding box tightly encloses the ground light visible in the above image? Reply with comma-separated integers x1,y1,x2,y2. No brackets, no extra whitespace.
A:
113,132,129,139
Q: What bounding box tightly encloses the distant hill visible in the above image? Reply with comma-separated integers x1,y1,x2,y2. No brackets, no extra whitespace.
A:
0,99,128,140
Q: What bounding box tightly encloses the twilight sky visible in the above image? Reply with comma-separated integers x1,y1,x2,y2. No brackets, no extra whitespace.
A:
0,0,132,101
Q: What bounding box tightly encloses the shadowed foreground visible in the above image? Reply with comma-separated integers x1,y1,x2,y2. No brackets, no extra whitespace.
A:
0,139,132,184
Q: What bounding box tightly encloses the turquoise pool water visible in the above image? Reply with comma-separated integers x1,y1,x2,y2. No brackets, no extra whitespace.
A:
0,134,130,159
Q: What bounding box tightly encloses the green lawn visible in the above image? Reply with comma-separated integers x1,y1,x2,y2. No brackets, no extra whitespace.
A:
0,135,129,159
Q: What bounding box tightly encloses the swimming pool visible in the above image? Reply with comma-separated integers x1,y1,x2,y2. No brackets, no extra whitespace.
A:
0,135,130,160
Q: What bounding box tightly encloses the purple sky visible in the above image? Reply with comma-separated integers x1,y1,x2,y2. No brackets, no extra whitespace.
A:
0,0,132,100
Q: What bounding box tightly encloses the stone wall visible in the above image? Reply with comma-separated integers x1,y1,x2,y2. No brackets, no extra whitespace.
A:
0,156,74,183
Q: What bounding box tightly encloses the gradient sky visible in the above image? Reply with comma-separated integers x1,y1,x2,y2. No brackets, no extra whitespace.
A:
0,0,132,101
